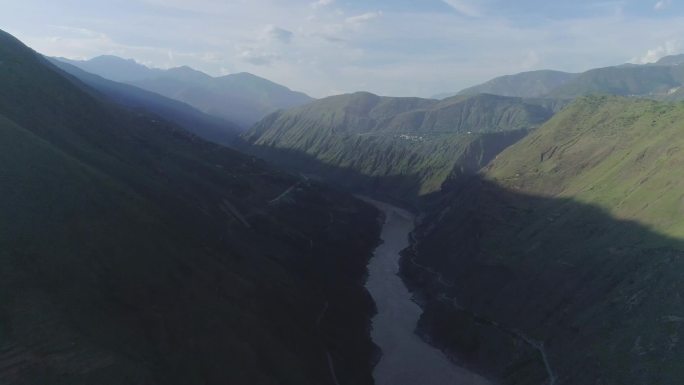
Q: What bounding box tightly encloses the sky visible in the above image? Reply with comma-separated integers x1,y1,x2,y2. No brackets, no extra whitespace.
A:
2,0,684,98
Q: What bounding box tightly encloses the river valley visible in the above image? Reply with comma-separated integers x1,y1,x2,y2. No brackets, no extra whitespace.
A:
364,200,490,385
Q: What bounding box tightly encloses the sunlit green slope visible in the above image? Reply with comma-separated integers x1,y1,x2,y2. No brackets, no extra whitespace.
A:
404,96,684,385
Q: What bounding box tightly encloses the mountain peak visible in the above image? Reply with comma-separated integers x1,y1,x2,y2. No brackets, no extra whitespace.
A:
87,55,152,72
55,54,158,82
167,65,203,73
165,65,212,82
220,71,275,84
228,71,263,79
219,71,283,87
90,54,140,64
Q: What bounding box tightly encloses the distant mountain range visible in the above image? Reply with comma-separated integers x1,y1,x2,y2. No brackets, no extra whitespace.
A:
452,70,578,99
548,62,684,99
48,57,240,146
434,54,684,100
56,55,314,128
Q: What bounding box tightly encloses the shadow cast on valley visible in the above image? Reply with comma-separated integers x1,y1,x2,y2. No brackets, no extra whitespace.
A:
235,139,429,210
400,175,684,385
235,127,528,212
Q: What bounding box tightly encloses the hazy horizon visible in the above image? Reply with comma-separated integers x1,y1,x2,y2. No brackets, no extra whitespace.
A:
2,0,684,98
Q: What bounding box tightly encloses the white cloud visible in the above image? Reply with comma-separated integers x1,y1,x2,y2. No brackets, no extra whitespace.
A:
521,50,541,70
238,49,279,66
264,25,294,44
345,11,382,25
631,40,681,63
311,0,334,9
654,0,672,11
441,0,482,17
20,27,147,61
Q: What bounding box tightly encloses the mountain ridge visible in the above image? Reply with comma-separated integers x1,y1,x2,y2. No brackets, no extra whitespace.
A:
56,55,314,128
436,54,684,101
241,91,555,204
48,57,241,146
455,70,578,98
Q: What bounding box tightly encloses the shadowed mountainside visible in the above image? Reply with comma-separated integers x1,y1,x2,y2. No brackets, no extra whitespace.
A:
401,96,684,385
0,29,379,385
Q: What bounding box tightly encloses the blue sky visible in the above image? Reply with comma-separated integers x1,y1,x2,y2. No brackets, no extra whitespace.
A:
2,0,684,97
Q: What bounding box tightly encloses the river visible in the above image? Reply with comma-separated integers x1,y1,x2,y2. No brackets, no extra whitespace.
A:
364,200,490,385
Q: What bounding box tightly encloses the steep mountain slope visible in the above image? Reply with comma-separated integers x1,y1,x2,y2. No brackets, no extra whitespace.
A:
57,56,314,128
456,70,578,98
402,96,684,385
48,58,240,146
1,30,379,385
242,92,554,204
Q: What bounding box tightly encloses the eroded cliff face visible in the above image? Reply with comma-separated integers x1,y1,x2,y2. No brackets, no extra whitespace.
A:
401,97,684,385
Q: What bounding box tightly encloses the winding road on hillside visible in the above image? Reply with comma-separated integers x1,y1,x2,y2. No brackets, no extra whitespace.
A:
364,200,490,385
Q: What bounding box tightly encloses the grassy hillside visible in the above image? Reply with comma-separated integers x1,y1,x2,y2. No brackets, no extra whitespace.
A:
242,92,554,204
402,96,684,385
486,96,684,238
0,29,380,385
